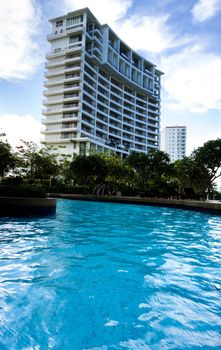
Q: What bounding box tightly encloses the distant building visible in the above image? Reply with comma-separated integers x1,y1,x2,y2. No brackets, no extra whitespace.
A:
42,7,163,157
160,126,186,162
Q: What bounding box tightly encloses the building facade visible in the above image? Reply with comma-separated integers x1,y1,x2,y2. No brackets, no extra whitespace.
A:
160,126,186,162
42,8,163,156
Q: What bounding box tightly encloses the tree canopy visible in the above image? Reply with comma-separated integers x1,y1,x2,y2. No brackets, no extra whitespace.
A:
1,133,221,200
0,133,15,178
191,139,221,191
15,141,59,183
70,154,107,186
126,150,171,193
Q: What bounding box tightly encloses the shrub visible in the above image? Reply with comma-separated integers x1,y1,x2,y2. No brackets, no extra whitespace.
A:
2,177,23,185
116,184,138,196
49,185,90,195
0,185,46,198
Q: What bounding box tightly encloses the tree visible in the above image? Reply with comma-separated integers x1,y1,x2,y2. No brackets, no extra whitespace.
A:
15,141,58,184
126,152,150,192
126,150,171,193
32,150,59,184
173,157,210,198
145,149,171,179
103,155,133,184
0,133,15,179
191,138,221,194
70,154,107,186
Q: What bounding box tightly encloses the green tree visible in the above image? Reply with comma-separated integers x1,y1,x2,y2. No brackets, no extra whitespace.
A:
173,157,209,197
126,152,150,192
15,141,58,184
146,149,171,179
70,154,107,186
103,155,133,184
126,150,171,193
191,138,221,194
0,133,15,179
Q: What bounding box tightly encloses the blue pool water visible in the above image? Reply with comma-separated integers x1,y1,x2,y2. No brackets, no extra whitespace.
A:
0,200,221,350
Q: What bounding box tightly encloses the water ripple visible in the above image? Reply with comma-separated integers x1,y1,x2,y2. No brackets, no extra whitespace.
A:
0,200,221,349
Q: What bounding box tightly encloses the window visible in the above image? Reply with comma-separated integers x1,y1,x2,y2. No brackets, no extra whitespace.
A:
69,35,81,44
61,133,70,139
56,20,63,27
54,48,61,53
65,73,80,79
66,15,83,26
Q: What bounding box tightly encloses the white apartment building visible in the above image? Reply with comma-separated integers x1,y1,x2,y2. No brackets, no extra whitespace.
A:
42,8,163,156
161,126,187,162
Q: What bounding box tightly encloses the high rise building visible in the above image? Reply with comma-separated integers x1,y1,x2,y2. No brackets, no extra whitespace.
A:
42,8,163,157
160,126,187,162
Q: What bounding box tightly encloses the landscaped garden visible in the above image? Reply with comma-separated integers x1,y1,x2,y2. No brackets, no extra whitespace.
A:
0,132,221,200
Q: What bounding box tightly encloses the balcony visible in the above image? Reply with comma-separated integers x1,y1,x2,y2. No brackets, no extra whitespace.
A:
45,65,80,78
109,121,122,131
43,95,79,106
42,104,78,115
42,115,79,124
64,73,80,82
42,126,78,134
45,54,81,69
47,31,66,41
123,118,134,127
44,77,65,87
87,31,103,45
45,59,64,68
43,84,79,97
122,126,134,135
96,123,108,132
43,97,62,106
46,43,82,59
63,103,78,110
44,69,64,78
47,24,83,41
122,134,134,141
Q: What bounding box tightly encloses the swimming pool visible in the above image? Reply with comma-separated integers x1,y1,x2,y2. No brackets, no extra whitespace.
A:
0,199,221,349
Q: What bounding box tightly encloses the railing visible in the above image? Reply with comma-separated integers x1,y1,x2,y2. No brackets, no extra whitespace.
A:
42,106,62,113
63,104,78,109
45,60,64,67
43,88,63,95
46,43,82,57
61,125,77,129
65,65,80,70
64,84,79,89
93,184,106,196
64,94,78,99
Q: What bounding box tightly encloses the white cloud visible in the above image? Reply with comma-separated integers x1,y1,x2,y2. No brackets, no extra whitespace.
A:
192,0,221,22
114,14,193,55
63,0,132,26
115,15,172,54
0,114,41,148
0,0,42,80
63,1,189,54
161,46,221,112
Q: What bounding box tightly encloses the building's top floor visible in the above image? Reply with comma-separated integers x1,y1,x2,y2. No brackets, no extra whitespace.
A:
48,7,164,78
49,7,99,26
164,126,186,129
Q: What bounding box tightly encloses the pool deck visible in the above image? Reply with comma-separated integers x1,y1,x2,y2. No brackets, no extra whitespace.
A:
55,194,221,215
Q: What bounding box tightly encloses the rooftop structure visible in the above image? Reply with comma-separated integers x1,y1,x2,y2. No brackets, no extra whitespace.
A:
42,8,163,156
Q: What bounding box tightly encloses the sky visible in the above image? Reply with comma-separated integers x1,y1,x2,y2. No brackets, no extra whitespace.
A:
0,0,221,156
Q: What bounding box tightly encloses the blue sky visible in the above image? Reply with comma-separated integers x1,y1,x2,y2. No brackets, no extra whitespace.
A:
0,0,221,156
